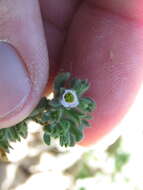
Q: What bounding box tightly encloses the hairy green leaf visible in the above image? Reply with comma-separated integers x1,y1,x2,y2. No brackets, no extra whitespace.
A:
54,72,71,95
43,133,51,145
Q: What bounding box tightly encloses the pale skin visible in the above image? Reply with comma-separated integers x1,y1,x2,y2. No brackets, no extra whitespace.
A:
0,0,143,146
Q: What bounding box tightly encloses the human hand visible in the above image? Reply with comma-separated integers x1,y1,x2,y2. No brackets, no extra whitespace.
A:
0,0,143,146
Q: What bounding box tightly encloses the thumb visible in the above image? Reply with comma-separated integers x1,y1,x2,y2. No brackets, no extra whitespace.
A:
0,0,49,128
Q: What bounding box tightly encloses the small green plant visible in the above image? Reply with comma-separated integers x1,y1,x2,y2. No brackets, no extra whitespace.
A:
79,187,87,190
75,162,95,180
0,73,96,157
115,152,130,172
107,137,122,156
107,137,130,180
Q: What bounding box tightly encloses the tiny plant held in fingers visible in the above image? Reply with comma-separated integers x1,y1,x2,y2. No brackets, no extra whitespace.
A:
0,72,96,159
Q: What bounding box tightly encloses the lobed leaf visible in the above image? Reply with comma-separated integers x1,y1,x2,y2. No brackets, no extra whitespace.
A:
43,133,51,145
70,78,89,96
0,121,28,152
54,72,71,96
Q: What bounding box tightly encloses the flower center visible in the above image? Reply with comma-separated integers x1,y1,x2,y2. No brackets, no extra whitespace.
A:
64,92,75,103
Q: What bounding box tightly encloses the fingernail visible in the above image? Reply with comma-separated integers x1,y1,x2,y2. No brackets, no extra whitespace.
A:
0,42,31,119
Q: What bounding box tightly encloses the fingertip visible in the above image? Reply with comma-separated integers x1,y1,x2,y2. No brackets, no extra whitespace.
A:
0,0,49,128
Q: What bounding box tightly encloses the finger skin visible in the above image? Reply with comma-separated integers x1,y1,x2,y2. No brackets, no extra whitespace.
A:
0,0,48,128
60,3,143,146
40,0,82,96
40,0,81,28
88,0,143,22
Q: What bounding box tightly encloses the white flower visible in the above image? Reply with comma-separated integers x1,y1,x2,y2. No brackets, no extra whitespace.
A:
60,89,79,108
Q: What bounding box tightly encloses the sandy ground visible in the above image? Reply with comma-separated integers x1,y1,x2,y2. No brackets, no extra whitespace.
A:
0,121,143,190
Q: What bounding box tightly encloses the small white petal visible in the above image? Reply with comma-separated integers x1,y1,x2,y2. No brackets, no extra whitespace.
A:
60,89,79,108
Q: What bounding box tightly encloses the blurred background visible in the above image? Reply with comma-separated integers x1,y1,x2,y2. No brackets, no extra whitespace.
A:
0,119,143,190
